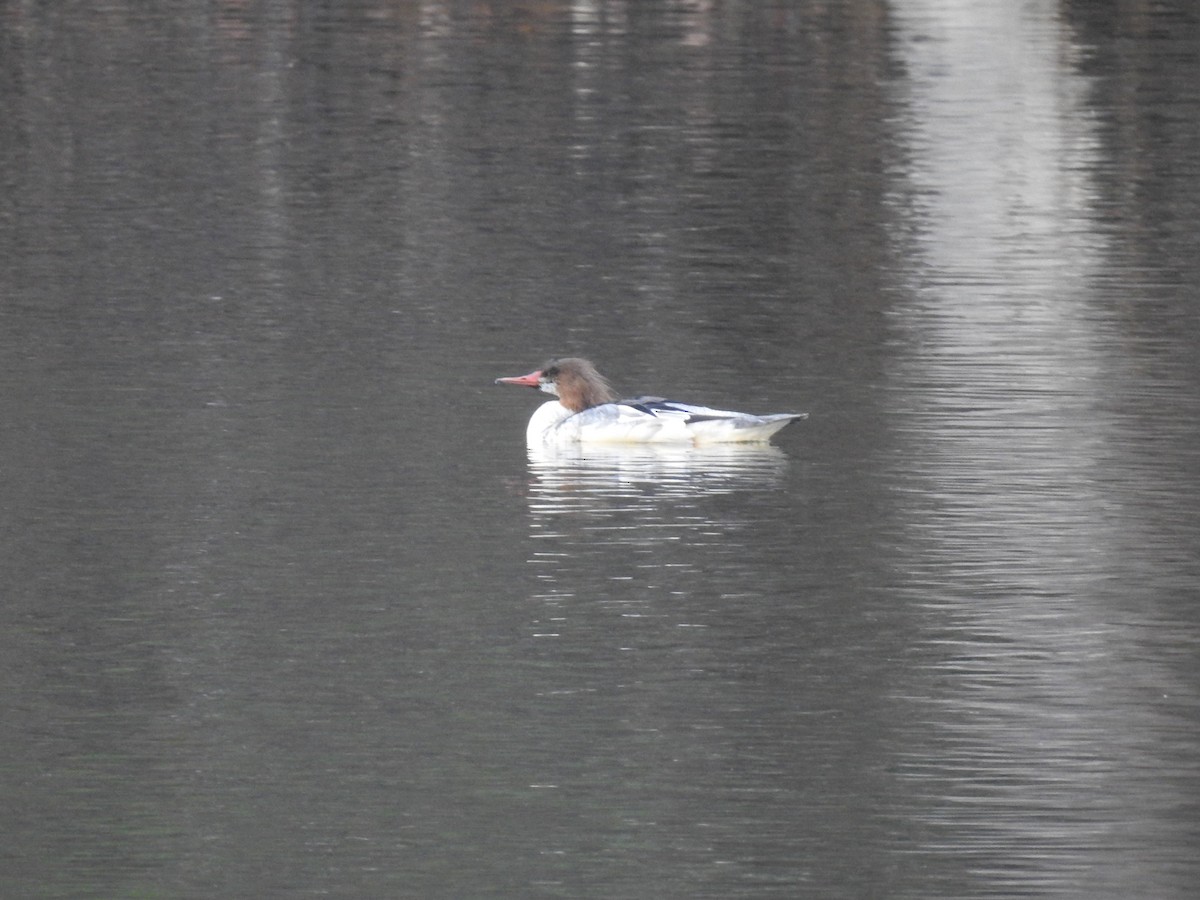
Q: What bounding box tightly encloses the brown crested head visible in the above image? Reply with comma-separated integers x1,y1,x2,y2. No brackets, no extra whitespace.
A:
541,358,618,413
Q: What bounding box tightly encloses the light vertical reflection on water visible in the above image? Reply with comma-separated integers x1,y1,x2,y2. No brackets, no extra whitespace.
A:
885,2,1200,897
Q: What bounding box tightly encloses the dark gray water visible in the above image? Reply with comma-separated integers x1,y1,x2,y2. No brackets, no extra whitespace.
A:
2,1,1199,897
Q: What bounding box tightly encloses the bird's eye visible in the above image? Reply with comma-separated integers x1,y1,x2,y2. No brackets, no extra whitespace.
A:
542,367,558,379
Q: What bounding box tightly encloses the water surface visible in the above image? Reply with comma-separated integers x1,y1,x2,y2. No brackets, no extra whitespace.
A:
1,1,1198,897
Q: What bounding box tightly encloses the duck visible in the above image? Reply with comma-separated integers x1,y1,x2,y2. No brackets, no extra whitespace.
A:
495,357,806,446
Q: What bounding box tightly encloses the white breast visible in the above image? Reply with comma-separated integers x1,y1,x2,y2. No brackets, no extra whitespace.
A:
526,401,576,445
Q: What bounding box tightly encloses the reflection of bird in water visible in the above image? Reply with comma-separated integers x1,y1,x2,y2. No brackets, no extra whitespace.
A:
526,442,790,506
496,357,806,447
523,444,793,624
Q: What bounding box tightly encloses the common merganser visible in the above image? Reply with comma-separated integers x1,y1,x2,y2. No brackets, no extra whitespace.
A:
495,357,806,446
